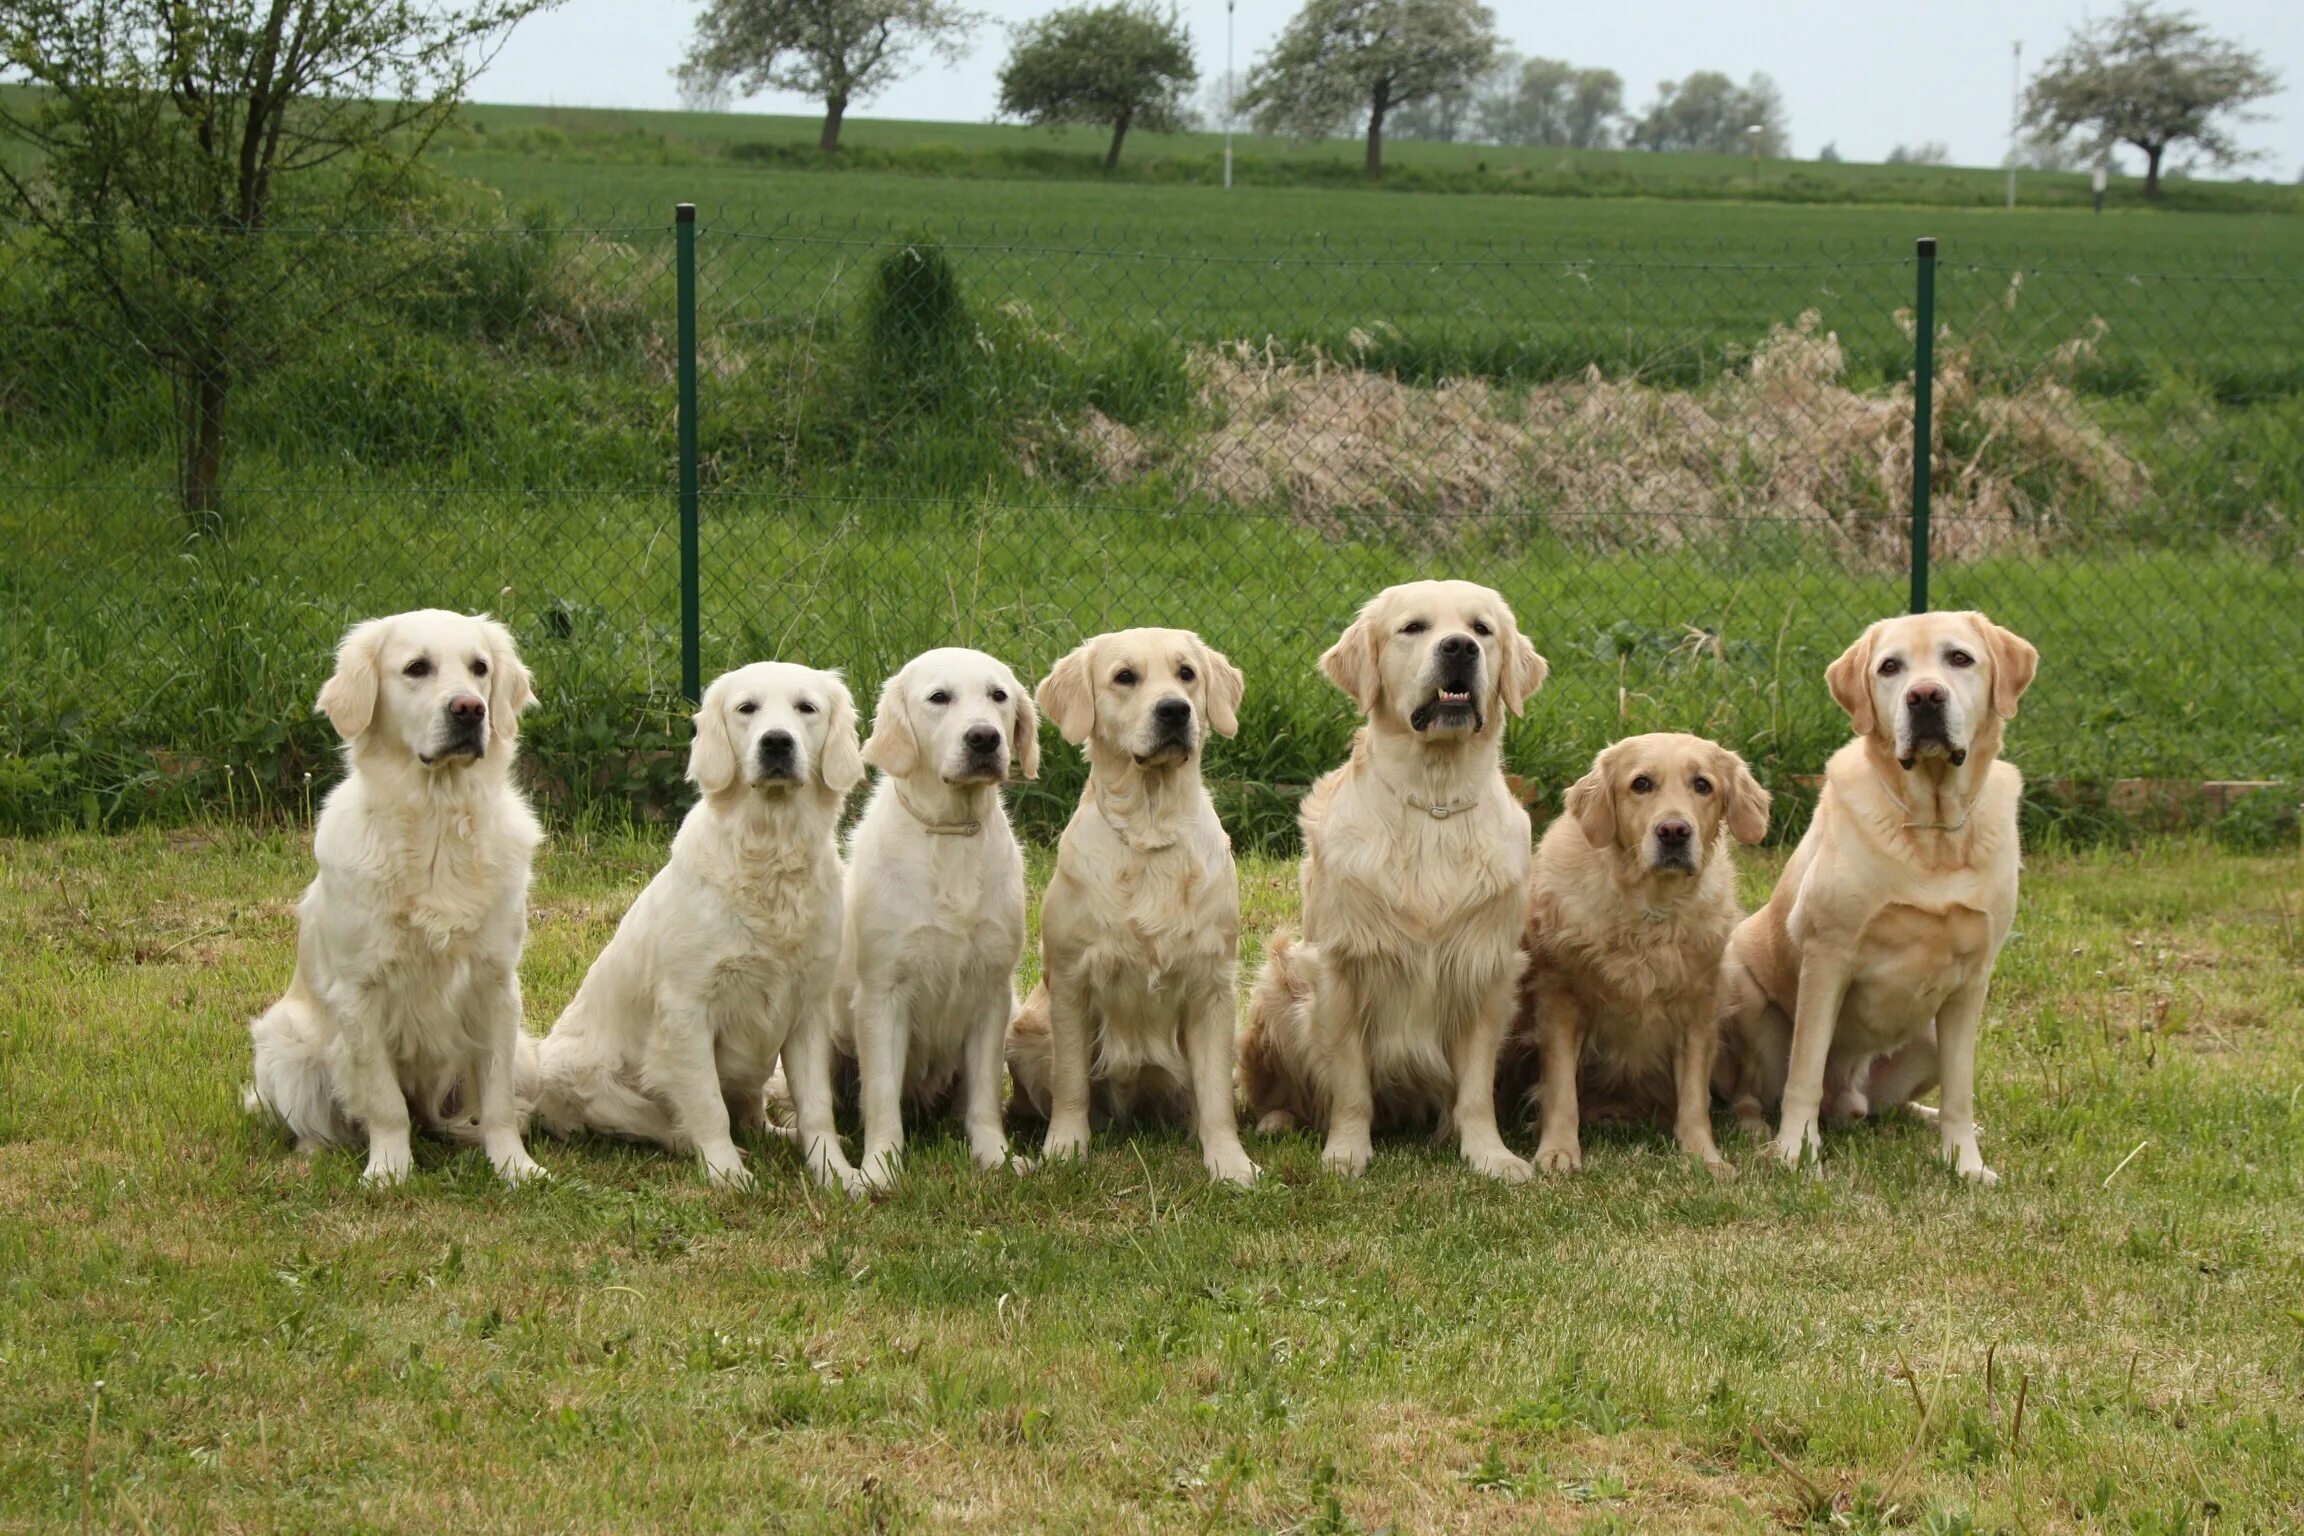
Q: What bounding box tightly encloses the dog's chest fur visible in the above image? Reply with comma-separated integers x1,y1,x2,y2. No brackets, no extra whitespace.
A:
1533,864,1735,1087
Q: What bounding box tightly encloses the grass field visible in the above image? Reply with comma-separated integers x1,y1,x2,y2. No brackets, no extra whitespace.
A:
2,825,2300,1530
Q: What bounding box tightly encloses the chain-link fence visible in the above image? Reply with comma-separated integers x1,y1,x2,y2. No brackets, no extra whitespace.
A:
3,205,2298,845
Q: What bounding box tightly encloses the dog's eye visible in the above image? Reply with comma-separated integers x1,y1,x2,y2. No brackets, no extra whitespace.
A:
1401,620,1428,636
1114,669,1138,687
1878,657,1903,677
1471,620,1492,637
1692,775,1713,796
403,658,432,679
1177,665,1197,684
735,701,759,716
927,690,951,706
990,688,1008,704
1947,649,1975,668
1631,775,1655,794
470,658,489,678
795,700,819,715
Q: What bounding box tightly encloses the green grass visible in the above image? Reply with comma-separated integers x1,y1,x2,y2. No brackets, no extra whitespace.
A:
3,826,2301,1529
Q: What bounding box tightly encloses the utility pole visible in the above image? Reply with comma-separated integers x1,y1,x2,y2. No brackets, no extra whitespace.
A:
1223,0,1237,189
2006,39,2021,209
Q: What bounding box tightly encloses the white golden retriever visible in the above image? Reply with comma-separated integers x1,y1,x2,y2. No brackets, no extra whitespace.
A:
1500,732,1769,1178
832,647,1038,1189
521,662,865,1192
246,609,545,1185
1005,628,1260,1186
1240,580,1547,1181
1717,612,2038,1182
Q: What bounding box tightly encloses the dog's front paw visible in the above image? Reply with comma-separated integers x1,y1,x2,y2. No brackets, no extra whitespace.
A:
1040,1124,1091,1164
1204,1147,1261,1187
1947,1143,2000,1186
1534,1142,1582,1175
1703,1156,1739,1182
1320,1135,1371,1178
1769,1119,1823,1177
967,1139,1012,1174
704,1154,755,1192
861,1148,904,1192
1468,1147,1535,1184
492,1149,549,1187
361,1144,413,1186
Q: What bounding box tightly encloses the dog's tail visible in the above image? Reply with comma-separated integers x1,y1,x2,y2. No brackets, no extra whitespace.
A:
1241,934,1321,1134
246,995,359,1150
522,1032,675,1146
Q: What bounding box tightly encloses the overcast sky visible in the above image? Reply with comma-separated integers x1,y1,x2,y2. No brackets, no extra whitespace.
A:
473,0,2301,177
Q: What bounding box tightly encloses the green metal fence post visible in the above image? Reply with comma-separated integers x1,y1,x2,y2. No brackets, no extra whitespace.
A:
676,202,702,705
1910,235,1937,614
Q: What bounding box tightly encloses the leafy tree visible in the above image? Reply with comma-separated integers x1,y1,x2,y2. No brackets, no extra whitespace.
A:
679,0,983,154
0,0,556,532
1629,71,1787,156
996,2,1197,170
1816,140,1841,163
1237,0,1499,179
1886,140,1952,166
2022,1,2278,198
1476,56,1622,148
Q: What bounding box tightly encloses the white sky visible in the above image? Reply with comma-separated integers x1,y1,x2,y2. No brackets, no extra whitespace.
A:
474,0,2302,177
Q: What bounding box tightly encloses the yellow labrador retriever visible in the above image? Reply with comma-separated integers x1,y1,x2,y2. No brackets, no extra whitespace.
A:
1004,628,1259,1186
1716,611,2038,1182
1499,733,1768,1178
1239,581,1547,1180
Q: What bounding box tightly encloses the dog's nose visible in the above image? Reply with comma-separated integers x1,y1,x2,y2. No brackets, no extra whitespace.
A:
1655,818,1693,845
1154,697,1192,726
758,730,795,759
1437,634,1478,659
963,725,1002,755
448,694,486,722
1906,681,1948,708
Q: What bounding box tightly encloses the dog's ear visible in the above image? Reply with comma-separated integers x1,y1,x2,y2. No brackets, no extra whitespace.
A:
1200,639,1246,739
1977,613,2039,721
1319,603,1383,714
317,618,384,741
479,617,534,745
1006,667,1041,781
1497,606,1548,719
1825,623,1880,737
1037,641,1097,747
1719,748,1772,846
686,676,737,796
1566,752,1618,849
819,673,866,797
861,669,918,779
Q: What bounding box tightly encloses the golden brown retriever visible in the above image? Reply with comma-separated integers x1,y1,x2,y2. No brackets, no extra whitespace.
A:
1716,611,2038,1182
1005,628,1260,1185
1239,580,1547,1180
1498,732,1768,1177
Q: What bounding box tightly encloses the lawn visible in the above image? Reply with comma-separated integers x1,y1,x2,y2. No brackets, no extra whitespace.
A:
2,824,2300,1531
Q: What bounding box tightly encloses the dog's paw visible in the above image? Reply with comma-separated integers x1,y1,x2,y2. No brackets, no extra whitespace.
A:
704,1155,755,1192
1204,1149,1261,1187
1948,1145,2000,1186
1534,1143,1582,1176
1469,1147,1535,1184
1253,1109,1299,1136
361,1146,413,1186
1702,1156,1739,1182
1320,1137,1371,1178
1040,1127,1090,1164
861,1149,905,1192
1769,1117,1822,1175
492,1150,549,1187
968,1141,1013,1174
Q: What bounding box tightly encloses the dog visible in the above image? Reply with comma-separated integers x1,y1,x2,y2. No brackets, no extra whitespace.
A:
1716,612,2038,1182
522,662,865,1193
1498,733,1768,1178
1004,628,1259,1186
1239,580,1547,1181
831,647,1038,1189
246,609,545,1185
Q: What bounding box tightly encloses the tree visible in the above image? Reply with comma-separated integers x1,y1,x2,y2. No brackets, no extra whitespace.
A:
1237,0,1500,179
1886,141,1952,166
1816,140,1842,163
679,0,983,154
1200,67,1250,133
1476,56,1622,148
2022,1,2278,198
996,2,1196,170
0,0,555,532
1629,71,1787,156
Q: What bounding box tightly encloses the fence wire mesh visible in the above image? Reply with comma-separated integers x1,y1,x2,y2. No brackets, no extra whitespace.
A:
3,206,2298,844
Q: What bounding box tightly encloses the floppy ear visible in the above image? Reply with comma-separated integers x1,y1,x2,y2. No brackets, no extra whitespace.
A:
1498,612,1548,719
861,670,918,779
1006,669,1041,781
1720,749,1772,846
316,619,384,741
686,678,737,796
1200,640,1246,739
1566,754,1618,850
1036,642,1097,747
1318,604,1382,714
1977,613,2039,721
1825,624,1879,737
479,617,534,745
819,674,866,797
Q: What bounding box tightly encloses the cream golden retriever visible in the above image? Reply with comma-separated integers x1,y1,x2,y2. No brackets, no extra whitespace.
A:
1004,628,1259,1186
832,647,1038,1189
1498,732,1768,1178
1716,611,2038,1182
245,609,545,1186
521,662,865,1193
1239,580,1547,1180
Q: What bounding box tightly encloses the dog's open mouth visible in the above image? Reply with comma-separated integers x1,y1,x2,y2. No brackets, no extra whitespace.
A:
1409,688,1482,733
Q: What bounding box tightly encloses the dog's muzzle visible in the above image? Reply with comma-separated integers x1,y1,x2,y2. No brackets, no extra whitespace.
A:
1898,690,1964,770
754,729,801,783
952,723,1007,782
423,696,488,764
1648,817,1696,873
1409,635,1484,734
1137,697,1196,764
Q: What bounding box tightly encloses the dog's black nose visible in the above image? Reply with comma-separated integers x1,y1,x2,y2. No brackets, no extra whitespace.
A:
1154,697,1192,726
963,725,1002,755
448,694,486,722
1655,818,1693,845
1906,682,1947,708
758,730,795,759
1437,634,1478,659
